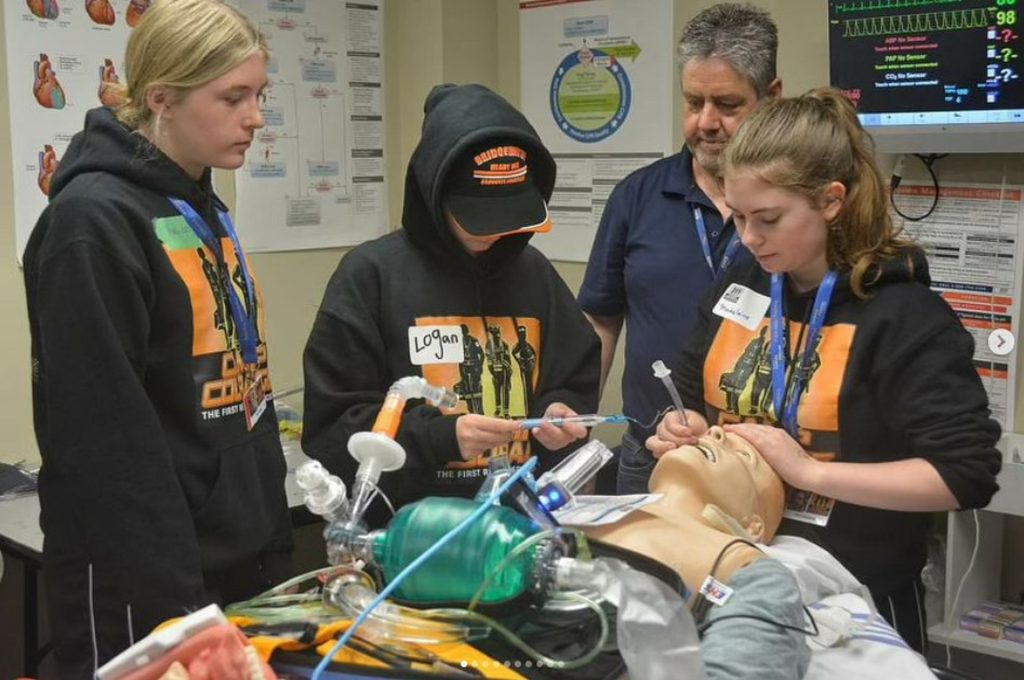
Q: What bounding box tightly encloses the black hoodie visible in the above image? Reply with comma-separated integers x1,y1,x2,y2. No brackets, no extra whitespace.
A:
674,249,1001,595
302,85,600,525
23,107,292,674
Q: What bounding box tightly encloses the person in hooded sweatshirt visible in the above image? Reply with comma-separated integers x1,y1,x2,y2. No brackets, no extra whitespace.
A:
22,1,291,676
646,88,1001,653
302,84,601,526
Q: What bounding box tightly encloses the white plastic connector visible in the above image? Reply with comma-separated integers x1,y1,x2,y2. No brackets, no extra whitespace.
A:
295,460,349,521
553,556,596,590
393,376,458,408
652,360,671,379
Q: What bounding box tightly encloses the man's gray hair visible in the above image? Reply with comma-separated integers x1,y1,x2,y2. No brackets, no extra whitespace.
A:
677,3,778,98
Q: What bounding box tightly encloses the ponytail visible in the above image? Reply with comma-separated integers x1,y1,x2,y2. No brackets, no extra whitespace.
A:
724,87,917,298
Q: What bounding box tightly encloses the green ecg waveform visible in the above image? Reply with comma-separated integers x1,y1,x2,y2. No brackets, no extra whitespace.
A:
842,8,990,37
833,0,962,14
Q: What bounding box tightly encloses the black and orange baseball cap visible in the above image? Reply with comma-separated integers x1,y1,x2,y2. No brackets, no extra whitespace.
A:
442,142,552,237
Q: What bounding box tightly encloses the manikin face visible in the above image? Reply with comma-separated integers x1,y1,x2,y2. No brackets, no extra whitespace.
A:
725,171,845,290
681,57,767,176
150,54,267,179
649,426,784,542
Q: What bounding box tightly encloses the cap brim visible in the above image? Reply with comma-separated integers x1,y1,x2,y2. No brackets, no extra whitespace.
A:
445,186,552,237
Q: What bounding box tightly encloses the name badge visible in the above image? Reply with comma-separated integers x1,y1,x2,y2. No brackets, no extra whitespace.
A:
243,373,268,431
784,488,835,527
712,284,770,330
408,325,465,365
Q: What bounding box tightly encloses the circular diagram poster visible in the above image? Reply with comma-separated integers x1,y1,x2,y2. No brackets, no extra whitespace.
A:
550,45,631,143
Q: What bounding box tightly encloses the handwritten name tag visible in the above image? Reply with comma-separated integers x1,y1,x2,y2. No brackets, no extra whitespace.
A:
408,325,465,365
712,284,770,330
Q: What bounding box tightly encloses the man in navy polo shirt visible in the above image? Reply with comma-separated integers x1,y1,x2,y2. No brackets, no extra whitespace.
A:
579,3,782,494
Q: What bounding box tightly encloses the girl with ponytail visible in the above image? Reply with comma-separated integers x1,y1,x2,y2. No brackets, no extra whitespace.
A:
647,87,1001,652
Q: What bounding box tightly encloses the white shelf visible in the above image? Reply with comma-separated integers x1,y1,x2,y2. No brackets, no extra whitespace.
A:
986,460,1024,516
932,435,1024,668
989,433,1024,516
928,624,1024,664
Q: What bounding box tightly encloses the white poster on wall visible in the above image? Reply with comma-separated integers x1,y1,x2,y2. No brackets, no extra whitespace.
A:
232,0,388,251
5,0,150,263
519,0,675,262
894,181,1024,431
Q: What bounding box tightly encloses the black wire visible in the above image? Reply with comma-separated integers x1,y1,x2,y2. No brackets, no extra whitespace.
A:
890,153,947,222
697,606,821,638
693,538,821,639
708,537,759,579
691,538,761,625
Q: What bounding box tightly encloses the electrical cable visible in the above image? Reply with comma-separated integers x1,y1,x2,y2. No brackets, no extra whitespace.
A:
309,457,539,680
945,509,981,668
889,153,947,222
697,610,820,638
691,537,819,639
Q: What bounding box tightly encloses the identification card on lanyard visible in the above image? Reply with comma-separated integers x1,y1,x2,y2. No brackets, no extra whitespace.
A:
168,197,267,429
693,206,742,280
771,270,838,526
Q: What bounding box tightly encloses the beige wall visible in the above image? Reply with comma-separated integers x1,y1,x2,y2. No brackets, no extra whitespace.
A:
1,1,1023,488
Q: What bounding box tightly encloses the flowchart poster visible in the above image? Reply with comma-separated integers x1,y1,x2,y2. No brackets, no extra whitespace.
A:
234,0,388,251
5,0,150,262
894,182,1024,431
520,0,674,262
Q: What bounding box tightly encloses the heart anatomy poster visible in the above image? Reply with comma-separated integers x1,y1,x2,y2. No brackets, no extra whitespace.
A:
5,0,152,262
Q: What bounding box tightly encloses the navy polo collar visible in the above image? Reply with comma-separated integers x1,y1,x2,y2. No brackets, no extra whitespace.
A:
664,146,717,211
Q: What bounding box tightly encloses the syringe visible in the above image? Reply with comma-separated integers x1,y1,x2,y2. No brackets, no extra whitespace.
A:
652,360,689,426
518,414,629,429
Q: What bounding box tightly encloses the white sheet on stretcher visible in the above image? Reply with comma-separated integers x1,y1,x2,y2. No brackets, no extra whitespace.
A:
765,536,938,680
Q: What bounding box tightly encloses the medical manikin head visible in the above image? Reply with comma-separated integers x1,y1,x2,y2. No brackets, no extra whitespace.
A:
646,426,785,542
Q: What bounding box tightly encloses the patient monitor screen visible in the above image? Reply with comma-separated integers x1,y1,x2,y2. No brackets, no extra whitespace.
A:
828,0,1024,128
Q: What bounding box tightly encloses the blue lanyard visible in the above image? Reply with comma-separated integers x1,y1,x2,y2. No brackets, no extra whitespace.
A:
167,197,259,366
770,271,837,438
693,206,741,279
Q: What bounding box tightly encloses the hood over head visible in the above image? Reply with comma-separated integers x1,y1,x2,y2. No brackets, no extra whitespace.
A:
49,107,220,209
401,84,556,271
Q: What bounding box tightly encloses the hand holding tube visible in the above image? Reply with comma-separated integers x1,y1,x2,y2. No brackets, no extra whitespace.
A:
456,414,521,460
646,409,708,459
529,402,588,451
